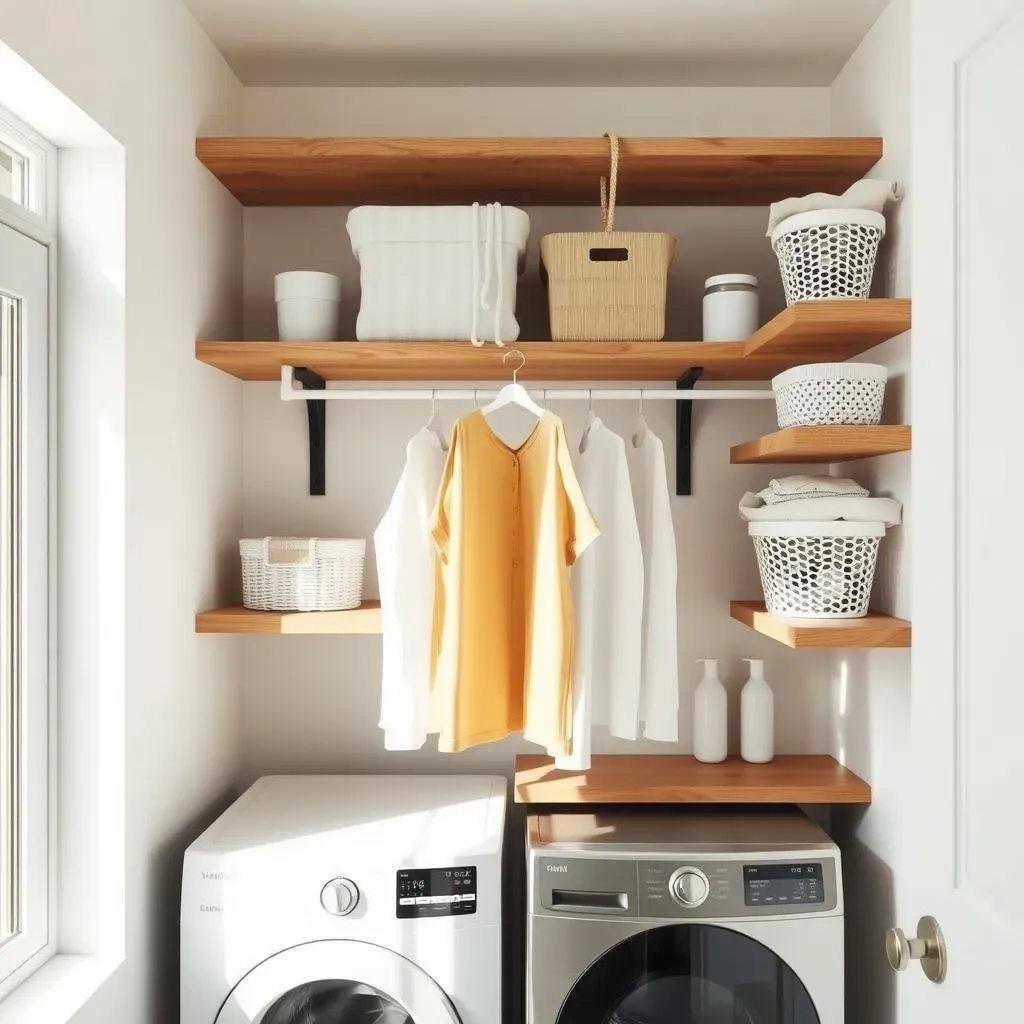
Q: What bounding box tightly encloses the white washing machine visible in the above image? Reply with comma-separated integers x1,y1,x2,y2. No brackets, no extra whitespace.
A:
527,809,843,1024
181,775,506,1024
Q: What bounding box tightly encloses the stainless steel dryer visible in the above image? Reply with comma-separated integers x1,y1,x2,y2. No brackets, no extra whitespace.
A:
526,809,843,1024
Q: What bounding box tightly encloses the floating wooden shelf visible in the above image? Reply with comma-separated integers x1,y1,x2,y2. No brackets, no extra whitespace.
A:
196,300,910,383
196,136,883,207
731,425,912,464
730,601,911,649
196,602,382,635
514,754,870,805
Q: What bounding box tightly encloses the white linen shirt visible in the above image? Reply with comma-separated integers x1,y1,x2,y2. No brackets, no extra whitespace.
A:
556,418,644,770
628,424,679,742
375,427,447,750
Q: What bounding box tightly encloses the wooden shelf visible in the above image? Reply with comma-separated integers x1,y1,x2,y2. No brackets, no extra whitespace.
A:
195,136,882,207
731,425,912,464
196,300,910,383
196,602,382,635
514,754,870,805
731,601,911,649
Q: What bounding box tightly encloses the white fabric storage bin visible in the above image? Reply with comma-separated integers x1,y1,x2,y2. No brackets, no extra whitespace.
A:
749,521,885,619
240,537,365,612
771,208,885,304
772,362,888,427
347,204,530,344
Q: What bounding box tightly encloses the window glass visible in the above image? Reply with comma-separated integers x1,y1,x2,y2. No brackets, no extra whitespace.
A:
0,144,27,208
262,980,414,1024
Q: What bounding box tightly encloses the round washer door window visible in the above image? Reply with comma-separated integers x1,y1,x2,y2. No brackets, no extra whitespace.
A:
557,924,820,1024
215,940,461,1024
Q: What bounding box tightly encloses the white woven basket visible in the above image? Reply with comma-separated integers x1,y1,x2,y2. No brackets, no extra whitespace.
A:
240,537,366,612
771,208,885,304
749,521,885,619
772,362,888,428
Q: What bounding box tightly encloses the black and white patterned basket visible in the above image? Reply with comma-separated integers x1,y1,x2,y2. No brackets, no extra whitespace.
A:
771,208,886,304
750,521,885,619
772,362,888,428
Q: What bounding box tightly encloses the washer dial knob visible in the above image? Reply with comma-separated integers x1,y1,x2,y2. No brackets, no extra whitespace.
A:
320,877,360,916
669,867,710,908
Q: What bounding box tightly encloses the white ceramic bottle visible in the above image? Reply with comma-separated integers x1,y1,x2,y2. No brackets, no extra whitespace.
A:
693,659,728,763
740,658,775,764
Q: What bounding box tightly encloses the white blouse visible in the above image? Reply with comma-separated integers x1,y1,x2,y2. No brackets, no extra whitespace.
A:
375,428,447,750
556,418,644,770
628,425,679,742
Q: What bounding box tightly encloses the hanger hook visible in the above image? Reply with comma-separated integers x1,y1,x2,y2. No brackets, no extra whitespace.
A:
502,348,527,385
430,388,437,416
638,390,644,417
588,388,594,413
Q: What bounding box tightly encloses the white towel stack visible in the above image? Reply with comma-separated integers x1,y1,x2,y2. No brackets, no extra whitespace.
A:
739,475,902,526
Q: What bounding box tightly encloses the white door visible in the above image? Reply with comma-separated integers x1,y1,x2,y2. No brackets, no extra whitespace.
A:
909,0,1024,1016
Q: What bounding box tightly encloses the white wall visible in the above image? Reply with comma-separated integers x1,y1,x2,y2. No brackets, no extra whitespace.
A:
0,1,244,1022
829,3,911,1022
237,86,838,781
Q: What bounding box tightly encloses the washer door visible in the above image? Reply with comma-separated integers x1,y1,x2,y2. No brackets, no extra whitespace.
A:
556,924,820,1024
216,940,462,1024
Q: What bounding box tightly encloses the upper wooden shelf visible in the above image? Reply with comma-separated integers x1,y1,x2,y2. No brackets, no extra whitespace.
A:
514,754,871,805
731,601,911,649
196,602,382,635
731,425,912,464
195,136,883,207
196,299,910,383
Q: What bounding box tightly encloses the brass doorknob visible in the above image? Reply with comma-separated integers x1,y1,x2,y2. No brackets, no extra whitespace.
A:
885,916,947,983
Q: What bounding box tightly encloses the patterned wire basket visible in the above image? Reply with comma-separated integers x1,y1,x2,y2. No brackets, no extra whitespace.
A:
240,537,366,611
771,208,886,304
772,362,888,428
749,521,885,619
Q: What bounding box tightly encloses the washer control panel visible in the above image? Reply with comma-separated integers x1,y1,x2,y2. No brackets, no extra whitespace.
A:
396,865,477,919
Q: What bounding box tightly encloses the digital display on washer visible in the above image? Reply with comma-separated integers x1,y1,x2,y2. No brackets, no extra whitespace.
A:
743,863,824,906
396,866,477,918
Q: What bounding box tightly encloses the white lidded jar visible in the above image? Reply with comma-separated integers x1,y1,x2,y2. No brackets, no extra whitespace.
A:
693,658,728,763
275,271,342,341
740,658,774,764
702,273,760,341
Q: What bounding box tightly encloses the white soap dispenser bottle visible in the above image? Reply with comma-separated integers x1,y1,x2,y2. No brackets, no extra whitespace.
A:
693,659,728,763
741,658,774,764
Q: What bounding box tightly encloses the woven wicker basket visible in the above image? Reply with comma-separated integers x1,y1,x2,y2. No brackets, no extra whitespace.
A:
240,537,366,612
541,133,676,341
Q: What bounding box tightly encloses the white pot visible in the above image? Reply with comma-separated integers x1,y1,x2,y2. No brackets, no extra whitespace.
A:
274,271,341,341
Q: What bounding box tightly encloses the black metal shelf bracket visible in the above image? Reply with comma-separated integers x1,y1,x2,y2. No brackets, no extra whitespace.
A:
294,367,326,496
675,366,704,496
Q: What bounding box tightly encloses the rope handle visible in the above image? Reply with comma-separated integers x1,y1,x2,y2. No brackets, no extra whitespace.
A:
599,131,620,233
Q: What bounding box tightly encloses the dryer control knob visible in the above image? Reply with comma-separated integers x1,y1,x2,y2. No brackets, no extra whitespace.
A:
320,877,360,916
669,867,710,909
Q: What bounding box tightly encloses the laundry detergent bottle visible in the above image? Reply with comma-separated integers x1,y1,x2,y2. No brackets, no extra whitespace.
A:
693,659,728,763
741,658,774,764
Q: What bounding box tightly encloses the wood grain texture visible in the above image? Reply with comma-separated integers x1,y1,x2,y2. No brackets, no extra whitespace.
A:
195,136,883,207
195,301,910,381
730,601,911,649
514,754,871,805
196,602,382,635
730,425,912,464
742,298,911,360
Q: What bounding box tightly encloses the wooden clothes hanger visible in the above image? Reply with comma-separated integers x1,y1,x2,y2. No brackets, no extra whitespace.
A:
482,350,544,420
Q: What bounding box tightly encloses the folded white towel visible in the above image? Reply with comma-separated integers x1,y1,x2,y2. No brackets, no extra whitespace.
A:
766,179,901,236
739,491,902,527
758,475,869,506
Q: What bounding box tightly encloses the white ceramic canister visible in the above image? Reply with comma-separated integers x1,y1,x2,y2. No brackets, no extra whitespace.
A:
702,273,760,341
275,271,342,341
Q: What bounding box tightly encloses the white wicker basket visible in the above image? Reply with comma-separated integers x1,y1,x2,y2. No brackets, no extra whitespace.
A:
771,208,886,304
240,537,366,612
750,521,885,619
772,362,888,428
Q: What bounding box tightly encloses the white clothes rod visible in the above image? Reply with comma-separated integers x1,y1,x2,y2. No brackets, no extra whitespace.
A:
279,366,774,402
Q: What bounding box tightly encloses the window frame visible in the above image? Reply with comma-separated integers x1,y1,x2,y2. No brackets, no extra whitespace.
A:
0,104,56,998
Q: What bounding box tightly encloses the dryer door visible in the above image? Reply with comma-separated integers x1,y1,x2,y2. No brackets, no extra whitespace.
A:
215,940,462,1024
556,923,819,1024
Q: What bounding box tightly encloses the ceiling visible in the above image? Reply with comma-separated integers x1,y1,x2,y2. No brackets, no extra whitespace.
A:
184,0,890,87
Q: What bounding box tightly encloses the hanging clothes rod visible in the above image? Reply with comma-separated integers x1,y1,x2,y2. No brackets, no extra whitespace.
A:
278,366,774,402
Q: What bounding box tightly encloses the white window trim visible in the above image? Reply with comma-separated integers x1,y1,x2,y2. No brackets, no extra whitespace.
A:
0,105,57,1002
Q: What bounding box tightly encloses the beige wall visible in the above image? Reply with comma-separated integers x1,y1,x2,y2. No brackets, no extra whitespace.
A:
236,85,838,782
